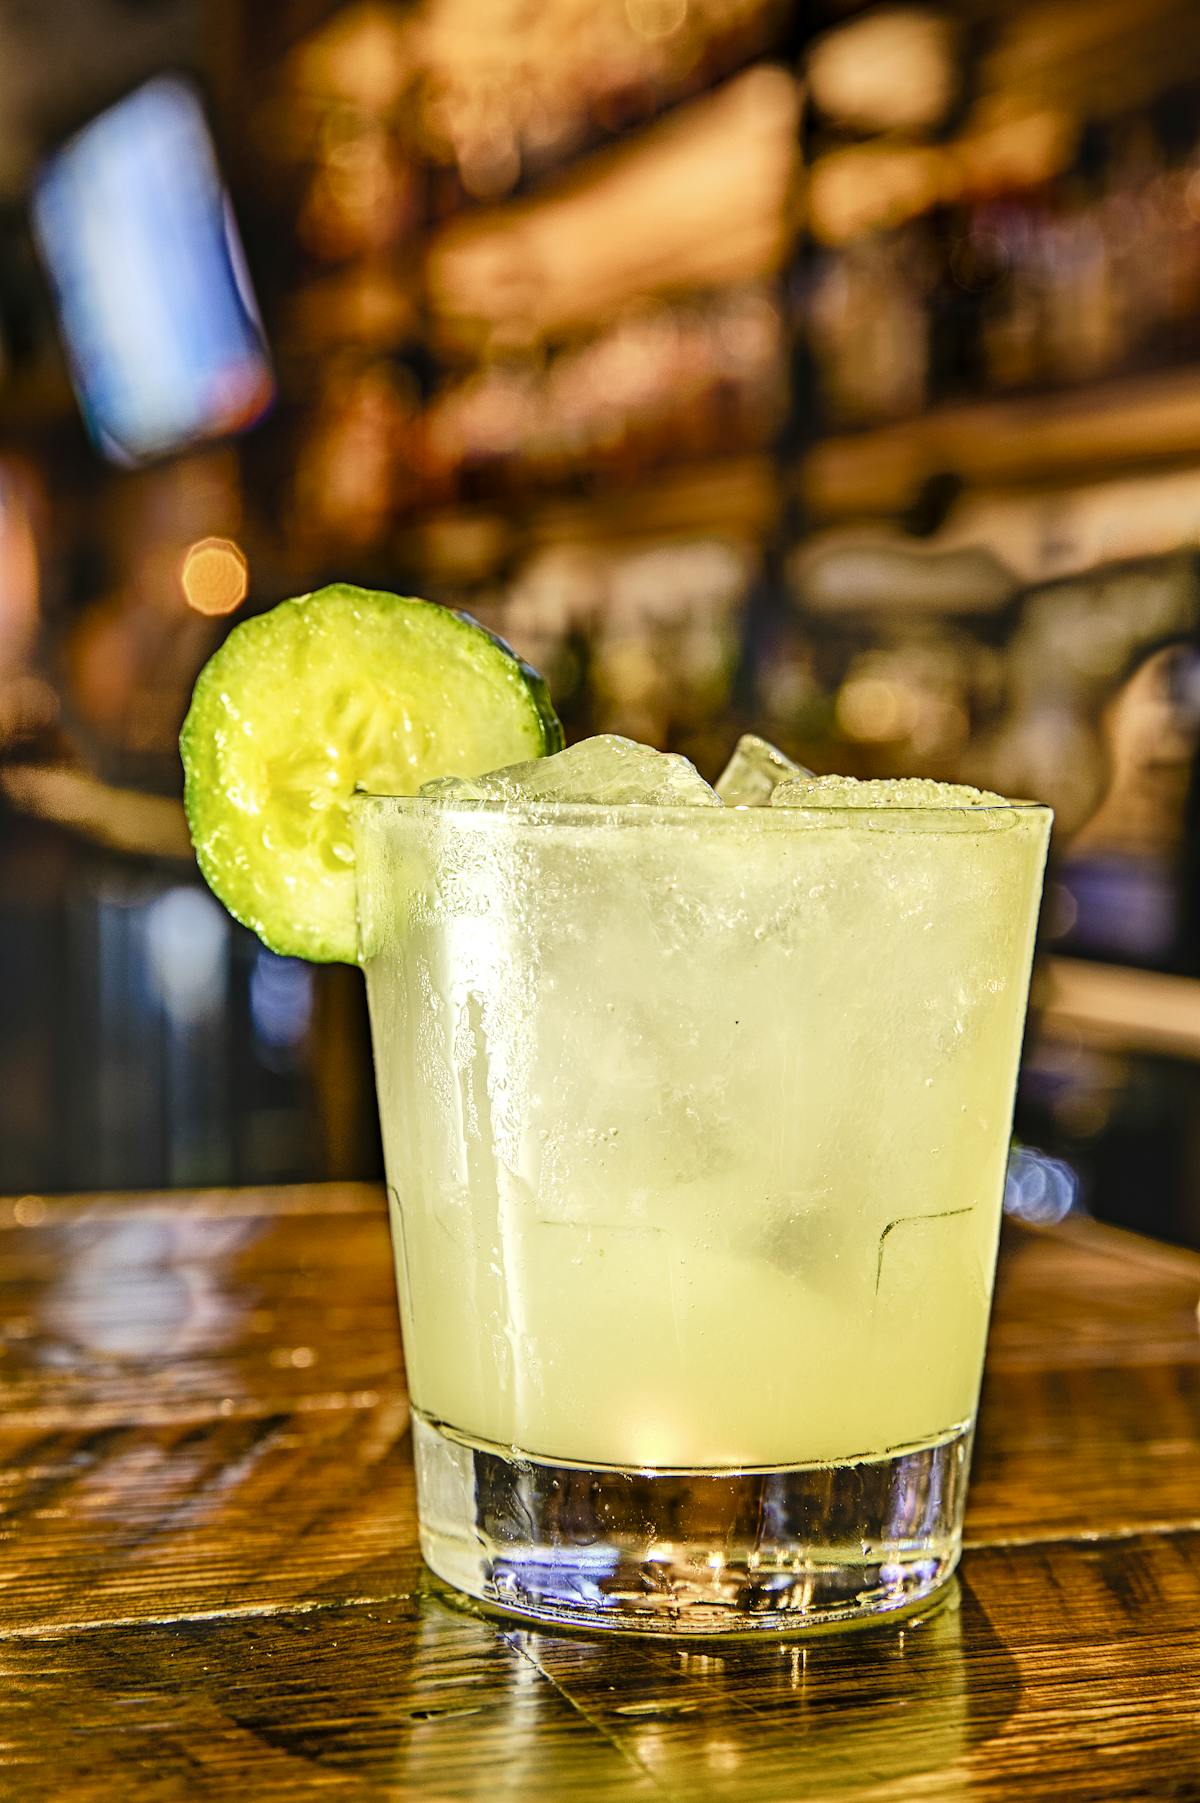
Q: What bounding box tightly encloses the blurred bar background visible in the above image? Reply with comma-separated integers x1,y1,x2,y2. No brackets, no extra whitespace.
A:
4,0,1200,1246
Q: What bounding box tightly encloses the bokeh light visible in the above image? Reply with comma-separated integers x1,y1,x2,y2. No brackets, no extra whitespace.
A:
1003,1146,1080,1225
180,537,250,615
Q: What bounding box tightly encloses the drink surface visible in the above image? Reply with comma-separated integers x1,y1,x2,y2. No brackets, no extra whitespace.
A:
358,799,1050,1470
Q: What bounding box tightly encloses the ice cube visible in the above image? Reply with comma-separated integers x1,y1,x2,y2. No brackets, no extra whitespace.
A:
420,735,720,807
715,734,810,807
770,774,1008,809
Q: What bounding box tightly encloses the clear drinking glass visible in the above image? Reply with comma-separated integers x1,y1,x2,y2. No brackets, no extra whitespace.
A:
353,792,1051,1634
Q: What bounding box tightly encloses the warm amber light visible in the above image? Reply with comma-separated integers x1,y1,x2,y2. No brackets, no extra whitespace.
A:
809,7,955,134
626,0,687,41
181,538,249,615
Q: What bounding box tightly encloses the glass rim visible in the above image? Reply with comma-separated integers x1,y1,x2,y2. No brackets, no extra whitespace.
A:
351,790,1052,831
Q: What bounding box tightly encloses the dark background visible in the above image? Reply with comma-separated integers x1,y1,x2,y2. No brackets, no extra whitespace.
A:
4,0,1200,1248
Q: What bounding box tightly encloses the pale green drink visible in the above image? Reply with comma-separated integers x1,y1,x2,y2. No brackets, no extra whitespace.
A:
355,770,1050,1632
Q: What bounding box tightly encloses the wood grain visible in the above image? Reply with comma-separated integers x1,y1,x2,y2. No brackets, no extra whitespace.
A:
1,1534,1199,1801
0,1187,403,1429
0,1184,1197,1801
970,1218,1200,1544
0,1406,415,1632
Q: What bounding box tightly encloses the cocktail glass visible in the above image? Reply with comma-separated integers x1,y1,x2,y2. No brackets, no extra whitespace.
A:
353,790,1051,1633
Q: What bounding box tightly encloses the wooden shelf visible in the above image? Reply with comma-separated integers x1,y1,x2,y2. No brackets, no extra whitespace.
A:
424,68,798,352
1039,955,1200,1062
422,29,787,233
801,366,1200,520
397,454,776,580
1,766,191,862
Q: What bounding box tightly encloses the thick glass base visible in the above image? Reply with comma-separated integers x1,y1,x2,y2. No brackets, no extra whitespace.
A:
412,1408,971,1636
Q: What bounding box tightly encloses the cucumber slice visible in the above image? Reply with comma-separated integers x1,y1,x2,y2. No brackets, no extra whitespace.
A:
180,584,562,963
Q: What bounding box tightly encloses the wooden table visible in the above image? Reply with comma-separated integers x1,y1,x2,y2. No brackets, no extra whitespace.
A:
0,1186,1198,1801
